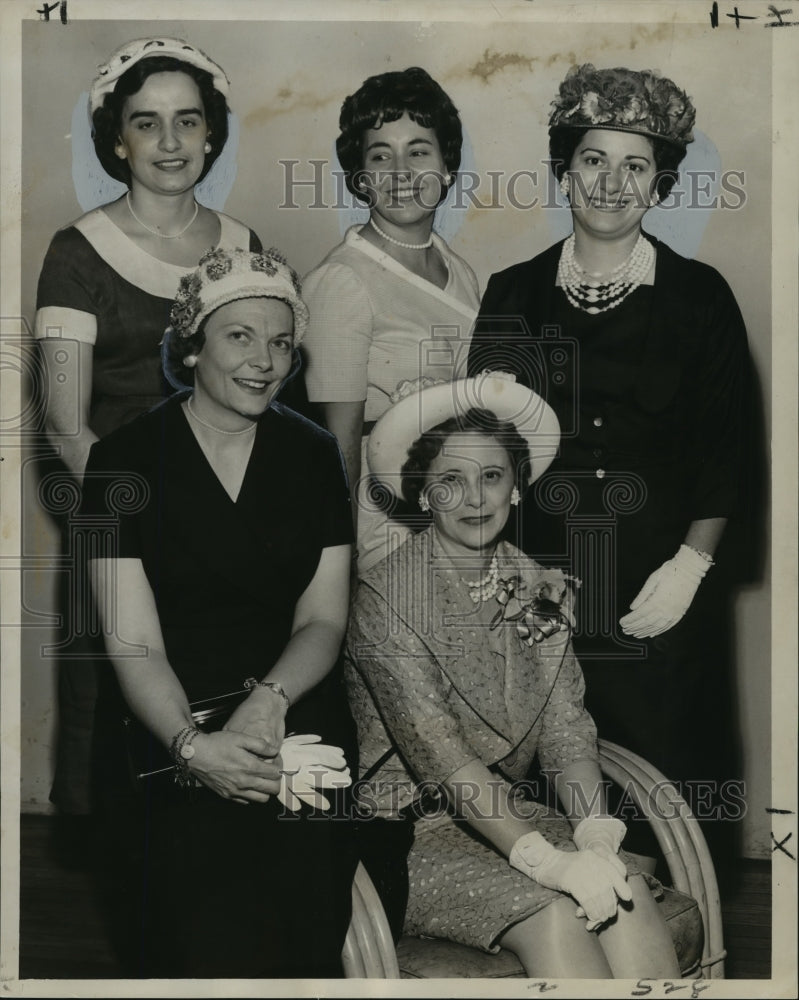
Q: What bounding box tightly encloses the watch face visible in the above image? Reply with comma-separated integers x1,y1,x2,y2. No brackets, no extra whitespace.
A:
180,743,196,760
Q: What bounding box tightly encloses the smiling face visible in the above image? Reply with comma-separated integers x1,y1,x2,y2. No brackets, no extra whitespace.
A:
567,129,657,243
192,297,294,430
425,433,516,558
360,112,447,230
116,71,209,196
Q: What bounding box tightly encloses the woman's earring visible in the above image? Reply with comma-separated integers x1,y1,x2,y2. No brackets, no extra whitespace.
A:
650,189,660,207
183,354,198,369
418,494,431,513
115,145,126,160
204,141,212,154
444,173,453,186
559,174,570,199
510,486,521,507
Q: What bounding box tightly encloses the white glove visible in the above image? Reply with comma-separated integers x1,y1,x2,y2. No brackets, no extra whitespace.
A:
277,734,351,812
510,830,632,931
619,544,711,639
573,815,627,874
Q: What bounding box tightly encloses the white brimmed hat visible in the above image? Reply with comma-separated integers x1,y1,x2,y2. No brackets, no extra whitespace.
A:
367,373,561,494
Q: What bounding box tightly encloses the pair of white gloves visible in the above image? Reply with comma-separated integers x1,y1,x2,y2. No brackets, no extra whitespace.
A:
276,734,351,812
510,815,630,931
620,544,712,639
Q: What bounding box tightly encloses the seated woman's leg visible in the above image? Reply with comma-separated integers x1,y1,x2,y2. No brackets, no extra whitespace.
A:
596,874,681,978
498,896,613,978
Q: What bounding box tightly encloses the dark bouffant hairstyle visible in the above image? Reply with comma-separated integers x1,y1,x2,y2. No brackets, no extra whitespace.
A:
400,408,531,511
548,126,688,201
92,55,230,186
336,66,463,202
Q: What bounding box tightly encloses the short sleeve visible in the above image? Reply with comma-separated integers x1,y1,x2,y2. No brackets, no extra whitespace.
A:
302,261,374,402
79,436,148,560
347,584,480,785
35,228,102,344
315,430,355,548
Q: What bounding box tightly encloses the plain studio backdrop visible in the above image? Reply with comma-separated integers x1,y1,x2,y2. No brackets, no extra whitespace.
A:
18,14,772,861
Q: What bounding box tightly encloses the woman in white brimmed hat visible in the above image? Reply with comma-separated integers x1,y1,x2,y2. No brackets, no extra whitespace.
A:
81,248,357,977
34,37,263,818
345,374,681,978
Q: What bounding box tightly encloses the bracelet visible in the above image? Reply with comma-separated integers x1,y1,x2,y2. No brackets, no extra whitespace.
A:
684,543,715,566
244,677,291,709
169,726,202,787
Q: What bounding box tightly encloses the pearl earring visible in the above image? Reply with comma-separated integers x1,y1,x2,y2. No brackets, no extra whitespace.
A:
418,494,431,513
559,174,570,199
510,486,521,507
650,190,660,207
183,354,198,368
444,173,453,186
204,141,212,154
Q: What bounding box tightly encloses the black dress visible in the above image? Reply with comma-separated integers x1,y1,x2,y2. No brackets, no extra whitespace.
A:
467,238,752,808
80,393,358,978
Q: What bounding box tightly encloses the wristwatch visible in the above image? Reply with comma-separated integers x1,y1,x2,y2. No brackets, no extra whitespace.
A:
244,676,291,709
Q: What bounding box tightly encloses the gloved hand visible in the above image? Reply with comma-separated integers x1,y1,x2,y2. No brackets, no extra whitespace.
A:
573,815,627,877
277,734,351,812
510,830,632,931
620,544,712,639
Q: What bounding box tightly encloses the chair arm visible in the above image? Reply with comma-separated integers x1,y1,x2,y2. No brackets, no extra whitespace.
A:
597,739,726,979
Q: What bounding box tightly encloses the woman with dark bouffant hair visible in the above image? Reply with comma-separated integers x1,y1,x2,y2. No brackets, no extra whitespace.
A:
33,37,261,819
468,65,752,846
302,67,480,575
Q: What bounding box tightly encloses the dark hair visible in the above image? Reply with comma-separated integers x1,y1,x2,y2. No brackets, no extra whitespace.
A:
336,67,463,202
400,408,531,511
548,126,688,201
92,56,230,186
162,320,207,390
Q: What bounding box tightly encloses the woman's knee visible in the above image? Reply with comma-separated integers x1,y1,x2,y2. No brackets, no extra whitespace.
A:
499,895,612,978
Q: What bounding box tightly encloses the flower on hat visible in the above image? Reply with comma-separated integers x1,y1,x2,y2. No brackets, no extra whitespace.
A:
549,64,695,147
169,272,203,335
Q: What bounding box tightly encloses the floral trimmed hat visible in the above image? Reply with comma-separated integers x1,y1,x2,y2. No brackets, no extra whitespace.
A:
548,64,695,148
89,37,230,115
168,247,310,343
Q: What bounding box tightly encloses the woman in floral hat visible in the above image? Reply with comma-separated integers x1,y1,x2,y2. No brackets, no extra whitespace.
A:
345,374,681,977
34,37,262,819
467,65,752,832
80,248,357,977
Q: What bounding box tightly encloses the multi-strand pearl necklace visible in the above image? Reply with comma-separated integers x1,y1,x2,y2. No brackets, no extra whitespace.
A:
126,191,199,240
558,233,654,315
369,216,433,250
461,553,500,604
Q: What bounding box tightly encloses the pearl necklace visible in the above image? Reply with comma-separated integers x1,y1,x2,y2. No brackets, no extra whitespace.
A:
126,191,199,240
186,397,257,436
461,553,500,604
557,233,654,315
369,216,433,250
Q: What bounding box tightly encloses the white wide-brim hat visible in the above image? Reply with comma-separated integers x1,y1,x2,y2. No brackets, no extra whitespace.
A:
367,372,561,495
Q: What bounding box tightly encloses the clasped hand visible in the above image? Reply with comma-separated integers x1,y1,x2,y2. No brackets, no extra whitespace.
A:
186,730,283,805
510,828,632,931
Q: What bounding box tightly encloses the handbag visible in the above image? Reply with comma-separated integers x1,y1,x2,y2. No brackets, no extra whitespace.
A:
122,686,250,787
